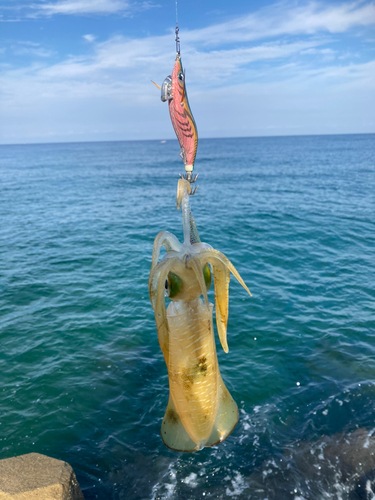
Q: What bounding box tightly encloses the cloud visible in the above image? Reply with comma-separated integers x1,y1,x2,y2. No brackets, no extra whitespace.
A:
31,0,130,16
301,47,337,61
182,1,375,45
1,58,374,144
0,1,374,143
24,0,158,17
83,34,96,42
12,41,53,58
7,36,330,88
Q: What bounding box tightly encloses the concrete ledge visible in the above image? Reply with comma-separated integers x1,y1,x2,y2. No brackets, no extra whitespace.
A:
0,453,84,500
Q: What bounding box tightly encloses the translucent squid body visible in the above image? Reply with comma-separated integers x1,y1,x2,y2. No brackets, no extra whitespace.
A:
149,179,251,452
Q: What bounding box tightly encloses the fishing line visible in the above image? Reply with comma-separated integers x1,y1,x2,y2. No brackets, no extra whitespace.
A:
175,0,180,55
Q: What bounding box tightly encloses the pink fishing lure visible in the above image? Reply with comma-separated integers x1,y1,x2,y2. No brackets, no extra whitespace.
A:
168,55,198,171
153,31,198,175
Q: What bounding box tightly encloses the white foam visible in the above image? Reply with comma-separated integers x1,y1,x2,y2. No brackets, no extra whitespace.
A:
182,472,198,488
363,428,375,449
365,479,375,499
225,472,249,497
150,464,178,500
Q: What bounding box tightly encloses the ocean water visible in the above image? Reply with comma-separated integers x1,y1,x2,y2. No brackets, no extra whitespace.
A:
0,134,374,499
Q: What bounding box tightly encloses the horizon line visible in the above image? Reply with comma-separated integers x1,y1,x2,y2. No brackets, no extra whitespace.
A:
0,131,374,147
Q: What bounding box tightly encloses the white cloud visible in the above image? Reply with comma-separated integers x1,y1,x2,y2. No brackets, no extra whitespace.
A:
4,36,330,87
0,1,374,143
83,34,96,42
301,47,337,61
31,0,130,16
1,0,158,19
12,41,53,58
1,59,374,144
182,1,375,45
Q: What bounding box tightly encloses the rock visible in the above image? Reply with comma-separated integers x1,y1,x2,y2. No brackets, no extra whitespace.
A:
241,428,375,499
0,453,84,500
349,469,375,500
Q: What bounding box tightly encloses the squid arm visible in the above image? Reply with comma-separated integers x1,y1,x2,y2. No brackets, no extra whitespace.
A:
198,249,252,353
151,231,181,271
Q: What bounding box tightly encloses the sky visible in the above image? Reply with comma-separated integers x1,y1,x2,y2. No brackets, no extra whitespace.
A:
0,0,374,144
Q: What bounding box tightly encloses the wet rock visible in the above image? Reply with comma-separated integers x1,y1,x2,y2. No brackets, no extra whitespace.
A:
349,469,375,500
289,428,375,482
245,428,375,499
0,453,84,499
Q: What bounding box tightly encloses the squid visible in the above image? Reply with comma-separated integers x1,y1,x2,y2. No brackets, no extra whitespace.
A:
149,179,251,452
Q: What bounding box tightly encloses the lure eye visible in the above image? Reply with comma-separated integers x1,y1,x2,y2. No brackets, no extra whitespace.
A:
178,72,184,82
203,263,211,290
167,272,183,298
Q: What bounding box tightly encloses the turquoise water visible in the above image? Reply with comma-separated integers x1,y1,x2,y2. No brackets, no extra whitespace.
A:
0,135,374,499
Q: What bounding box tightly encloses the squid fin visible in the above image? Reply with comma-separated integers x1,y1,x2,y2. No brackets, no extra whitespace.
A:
204,374,239,447
151,80,161,90
161,395,198,452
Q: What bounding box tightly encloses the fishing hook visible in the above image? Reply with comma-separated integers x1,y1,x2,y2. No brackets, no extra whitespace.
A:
179,172,199,194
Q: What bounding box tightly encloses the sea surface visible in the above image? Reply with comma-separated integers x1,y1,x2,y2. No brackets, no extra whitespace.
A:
0,134,374,499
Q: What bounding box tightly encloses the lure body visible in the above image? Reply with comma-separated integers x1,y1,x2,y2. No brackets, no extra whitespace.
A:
156,54,198,173
149,180,251,452
168,56,198,171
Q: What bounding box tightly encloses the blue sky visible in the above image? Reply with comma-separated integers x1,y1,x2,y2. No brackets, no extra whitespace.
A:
0,0,374,144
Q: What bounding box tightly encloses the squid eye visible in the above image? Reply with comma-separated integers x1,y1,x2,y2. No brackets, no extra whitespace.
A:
203,263,211,290
178,72,184,81
167,272,183,298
